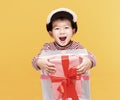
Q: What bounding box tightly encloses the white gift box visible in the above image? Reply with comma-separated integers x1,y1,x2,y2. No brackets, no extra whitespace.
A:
39,49,91,100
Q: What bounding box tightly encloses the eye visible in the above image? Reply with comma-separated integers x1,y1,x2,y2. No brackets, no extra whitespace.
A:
54,27,60,30
64,26,69,29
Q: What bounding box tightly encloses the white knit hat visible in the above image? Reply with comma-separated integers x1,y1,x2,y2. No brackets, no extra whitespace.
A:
46,8,77,24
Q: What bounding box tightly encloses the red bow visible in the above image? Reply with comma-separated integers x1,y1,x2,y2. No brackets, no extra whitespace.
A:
51,56,81,100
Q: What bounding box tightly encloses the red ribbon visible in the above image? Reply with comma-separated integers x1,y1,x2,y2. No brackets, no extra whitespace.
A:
50,55,81,100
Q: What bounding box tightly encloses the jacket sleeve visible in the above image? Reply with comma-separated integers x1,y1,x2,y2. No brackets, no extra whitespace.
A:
32,52,41,70
87,51,96,68
75,42,96,68
32,43,49,70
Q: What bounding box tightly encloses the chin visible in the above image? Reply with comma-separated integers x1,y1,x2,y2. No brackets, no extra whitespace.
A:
60,44,66,47
59,43,68,47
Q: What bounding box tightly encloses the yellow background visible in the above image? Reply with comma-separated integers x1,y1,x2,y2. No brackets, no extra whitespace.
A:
0,0,120,100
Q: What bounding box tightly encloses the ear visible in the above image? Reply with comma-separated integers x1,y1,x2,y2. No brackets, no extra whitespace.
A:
72,28,76,34
49,31,53,37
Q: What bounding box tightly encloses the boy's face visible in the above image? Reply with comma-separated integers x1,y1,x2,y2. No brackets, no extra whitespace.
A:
49,19,75,46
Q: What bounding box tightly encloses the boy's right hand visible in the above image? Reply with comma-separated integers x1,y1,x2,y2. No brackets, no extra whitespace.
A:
36,58,56,73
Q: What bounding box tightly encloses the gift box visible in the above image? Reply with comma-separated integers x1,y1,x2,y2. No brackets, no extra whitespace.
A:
39,49,90,100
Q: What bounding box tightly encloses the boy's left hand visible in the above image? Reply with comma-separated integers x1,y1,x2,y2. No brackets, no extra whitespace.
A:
76,56,92,74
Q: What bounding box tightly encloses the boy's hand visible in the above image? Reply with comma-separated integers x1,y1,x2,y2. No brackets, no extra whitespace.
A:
76,56,92,74
36,58,56,73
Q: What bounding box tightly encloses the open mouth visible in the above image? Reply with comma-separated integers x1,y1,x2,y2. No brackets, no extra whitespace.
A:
59,37,67,41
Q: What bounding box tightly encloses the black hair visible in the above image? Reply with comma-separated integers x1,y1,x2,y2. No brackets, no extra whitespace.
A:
46,11,78,33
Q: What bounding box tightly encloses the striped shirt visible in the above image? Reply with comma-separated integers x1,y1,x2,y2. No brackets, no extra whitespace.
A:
32,41,96,70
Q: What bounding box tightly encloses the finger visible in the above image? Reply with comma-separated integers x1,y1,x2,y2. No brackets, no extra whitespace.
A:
46,61,56,73
77,66,84,72
76,62,84,69
46,61,55,67
77,66,87,74
46,67,56,73
46,62,56,72
77,68,86,74
47,66,56,71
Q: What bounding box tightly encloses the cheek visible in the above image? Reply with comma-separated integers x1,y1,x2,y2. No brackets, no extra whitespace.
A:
52,32,58,38
69,34,73,38
52,30,59,34
68,31,73,37
67,29,73,33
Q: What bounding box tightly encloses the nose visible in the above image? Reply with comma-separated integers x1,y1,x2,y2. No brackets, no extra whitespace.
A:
59,28,65,35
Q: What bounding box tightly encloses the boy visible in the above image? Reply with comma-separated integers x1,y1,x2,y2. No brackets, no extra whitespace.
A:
32,8,96,100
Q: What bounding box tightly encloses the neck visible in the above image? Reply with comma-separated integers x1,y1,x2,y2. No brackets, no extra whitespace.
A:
54,40,73,50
